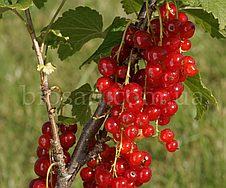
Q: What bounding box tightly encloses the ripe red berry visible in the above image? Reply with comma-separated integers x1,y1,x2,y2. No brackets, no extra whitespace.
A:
33,179,49,188
169,82,184,100
34,157,50,178
133,30,152,49
80,166,95,182
104,117,121,134
103,84,123,106
60,131,76,150
124,97,144,113
160,3,176,22
115,158,128,176
38,134,51,149
166,52,184,70
100,143,111,158
112,176,128,188
98,57,117,77
162,69,179,85
134,69,145,85
120,139,132,154
165,19,182,35
29,178,40,188
42,121,52,137
37,146,49,158
111,44,131,63
178,12,188,24
162,35,181,53
96,76,113,94
184,63,197,76
125,125,138,140
120,111,134,125
144,105,161,121
161,101,178,117
111,105,122,118
129,150,144,166
137,167,152,183
158,115,171,126
124,168,137,183
123,26,138,47
95,169,113,186
134,112,149,129
143,125,155,138
160,128,175,142
145,46,168,64
123,82,142,103
142,151,152,167
166,139,178,152
145,63,163,80
180,21,195,39
181,39,191,51
117,65,128,79
152,88,171,107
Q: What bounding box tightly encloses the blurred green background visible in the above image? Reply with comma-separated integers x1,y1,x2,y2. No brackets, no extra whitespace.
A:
0,0,225,188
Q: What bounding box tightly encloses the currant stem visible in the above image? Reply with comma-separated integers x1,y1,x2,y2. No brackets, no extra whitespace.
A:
41,0,67,53
155,6,164,46
46,163,56,188
124,49,134,85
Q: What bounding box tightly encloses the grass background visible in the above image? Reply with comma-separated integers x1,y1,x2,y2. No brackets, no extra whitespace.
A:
0,0,225,188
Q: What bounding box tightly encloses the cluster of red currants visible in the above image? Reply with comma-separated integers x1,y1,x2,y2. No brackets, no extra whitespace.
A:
29,121,77,188
85,2,197,187
81,142,152,188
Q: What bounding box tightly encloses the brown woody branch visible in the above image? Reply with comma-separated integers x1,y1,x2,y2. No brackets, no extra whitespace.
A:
24,8,68,187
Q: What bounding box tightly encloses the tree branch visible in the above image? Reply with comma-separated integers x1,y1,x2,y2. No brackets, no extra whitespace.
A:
24,8,68,187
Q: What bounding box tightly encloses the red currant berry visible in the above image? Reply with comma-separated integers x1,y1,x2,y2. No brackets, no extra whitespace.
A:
163,35,181,53
165,19,182,35
144,105,161,121
120,139,132,154
158,115,171,126
166,139,178,152
29,178,40,188
129,150,144,166
161,100,178,117
120,111,134,125
42,121,52,137
162,69,179,85
133,30,152,49
80,166,95,182
64,150,71,166
111,45,131,63
123,26,138,47
124,168,137,183
142,151,152,167
95,169,113,186
134,69,145,85
184,63,197,76
125,125,138,140
104,117,121,134
60,123,69,133
37,146,49,158
181,39,191,51
68,123,77,134
184,56,195,65
100,143,111,158
166,52,184,70
152,88,171,107
142,124,155,138
160,128,175,142
178,12,188,24
145,63,163,80
134,112,149,129
150,18,165,34
160,3,176,22
123,82,142,103
112,176,128,188
180,21,195,39
60,131,76,150
124,97,144,113
145,46,168,64
111,105,122,118
98,57,117,77
169,82,184,100
103,84,123,106
115,158,128,176
34,157,50,178
38,134,51,149
33,179,49,188
96,76,113,94
137,167,152,183
117,65,128,79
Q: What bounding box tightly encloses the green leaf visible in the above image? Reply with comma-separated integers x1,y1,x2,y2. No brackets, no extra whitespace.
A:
0,6,10,18
58,115,76,126
0,0,33,10
183,71,218,120
47,6,105,60
36,30,73,49
121,0,143,15
64,83,93,125
199,0,226,30
183,9,226,39
79,17,127,69
180,0,201,6
33,0,47,9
